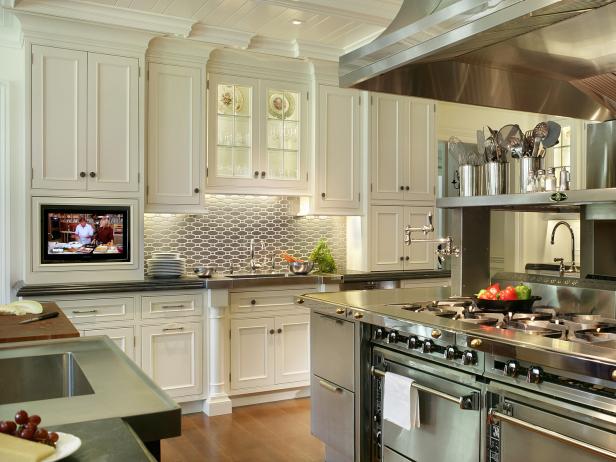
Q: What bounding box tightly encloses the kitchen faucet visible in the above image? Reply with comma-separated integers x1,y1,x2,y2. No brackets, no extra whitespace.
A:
550,221,578,276
404,212,460,258
249,238,265,271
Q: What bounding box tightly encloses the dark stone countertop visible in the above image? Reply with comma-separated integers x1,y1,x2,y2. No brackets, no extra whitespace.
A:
51,418,156,462
15,270,450,297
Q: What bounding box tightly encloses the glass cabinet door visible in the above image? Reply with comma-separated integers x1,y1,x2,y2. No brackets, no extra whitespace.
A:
208,74,258,186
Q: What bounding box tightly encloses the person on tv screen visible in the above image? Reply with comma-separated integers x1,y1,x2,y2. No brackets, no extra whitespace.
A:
96,217,114,244
73,216,94,244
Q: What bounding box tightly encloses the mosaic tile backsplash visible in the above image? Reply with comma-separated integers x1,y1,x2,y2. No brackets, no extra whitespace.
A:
144,195,347,273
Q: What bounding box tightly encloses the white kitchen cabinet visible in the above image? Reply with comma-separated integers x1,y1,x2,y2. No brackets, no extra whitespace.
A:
83,326,135,362
147,63,202,205
141,321,203,398
141,292,203,319
274,314,310,385
371,93,435,202
31,45,140,192
370,205,436,271
207,74,309,194
31,45,87,190
230,317,276,390
316,85,362,212
87,53,139,192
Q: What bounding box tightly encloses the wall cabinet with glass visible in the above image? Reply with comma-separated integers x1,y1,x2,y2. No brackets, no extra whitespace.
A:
207,74,308,195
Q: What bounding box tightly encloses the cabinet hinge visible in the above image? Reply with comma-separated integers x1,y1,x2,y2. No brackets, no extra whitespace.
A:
138,66,141,78
31,52,34,65
229,329,231,339
133,336,136,348
306,172,309,182
206,167,209,178
371,95,373,105
307,91,309,101
31,167,33,181
370,183,373,192
358,192,361,202
137,172,140,183
359,96,361,106
146,185,149,196
206,79,209,90
433,104,436,113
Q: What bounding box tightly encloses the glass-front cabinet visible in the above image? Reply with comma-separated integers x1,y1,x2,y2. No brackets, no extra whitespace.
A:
207,74,308,194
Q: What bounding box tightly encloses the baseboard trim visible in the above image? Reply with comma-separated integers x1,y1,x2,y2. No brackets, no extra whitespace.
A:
203,395,233,416
179,400,205,415
231,387,310,408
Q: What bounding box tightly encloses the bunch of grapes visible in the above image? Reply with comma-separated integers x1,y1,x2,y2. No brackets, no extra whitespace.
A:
0,410,59,447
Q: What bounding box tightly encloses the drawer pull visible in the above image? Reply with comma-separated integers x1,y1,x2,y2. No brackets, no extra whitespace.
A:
336,308,345,315
250,299,257,305
161,304,186,309
162,327,185,332
72,309,98,314
318,380,342,393
269,329,275,335
277,328,282,334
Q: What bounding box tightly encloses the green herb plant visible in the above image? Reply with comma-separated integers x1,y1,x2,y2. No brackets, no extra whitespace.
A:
309,239,337,274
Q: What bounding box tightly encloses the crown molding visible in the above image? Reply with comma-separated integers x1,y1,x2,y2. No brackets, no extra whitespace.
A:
248,35,298,59
296,40,342,61
0,9,23,47
190,24,253,49
12,0,194,37
147,36,217,65
0,1,16,8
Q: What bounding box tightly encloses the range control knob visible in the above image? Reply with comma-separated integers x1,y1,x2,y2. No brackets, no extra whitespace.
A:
374,328,384,340
527,366,544,384
387,331,398,344
504,360,520,378
423,340,434,353
444,345,459,360
407,336,422,349
462,350,478,366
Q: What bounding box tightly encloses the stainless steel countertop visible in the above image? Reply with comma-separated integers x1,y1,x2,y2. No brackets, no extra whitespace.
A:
300,288,616,367
0,337,180,441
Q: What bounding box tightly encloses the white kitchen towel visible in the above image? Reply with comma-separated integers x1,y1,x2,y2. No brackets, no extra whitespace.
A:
383,372,420,430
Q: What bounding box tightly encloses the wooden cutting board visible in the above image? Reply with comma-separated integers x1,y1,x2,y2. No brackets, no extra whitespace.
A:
0,302,79,343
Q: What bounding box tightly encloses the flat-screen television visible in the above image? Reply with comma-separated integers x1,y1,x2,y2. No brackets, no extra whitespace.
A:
41,205,130,264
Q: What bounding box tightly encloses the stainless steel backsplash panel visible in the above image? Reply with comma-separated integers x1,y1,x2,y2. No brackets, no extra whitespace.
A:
144,195,347,273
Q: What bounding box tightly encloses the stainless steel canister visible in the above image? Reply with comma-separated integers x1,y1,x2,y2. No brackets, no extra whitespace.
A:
519,157,543,193
458,165,480,197
484,162,510,195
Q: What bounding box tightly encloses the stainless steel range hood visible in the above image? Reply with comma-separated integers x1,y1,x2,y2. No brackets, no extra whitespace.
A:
340,0,616,121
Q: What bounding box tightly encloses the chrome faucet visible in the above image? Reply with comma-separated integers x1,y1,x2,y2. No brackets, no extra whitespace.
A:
550,221,578,276
404,212,460,258
249,239,265,272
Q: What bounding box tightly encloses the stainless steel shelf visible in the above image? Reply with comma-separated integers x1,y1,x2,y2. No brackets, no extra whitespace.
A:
436,189,616,211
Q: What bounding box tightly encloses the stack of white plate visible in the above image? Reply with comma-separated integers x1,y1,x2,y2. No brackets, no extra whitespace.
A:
147,252,186,278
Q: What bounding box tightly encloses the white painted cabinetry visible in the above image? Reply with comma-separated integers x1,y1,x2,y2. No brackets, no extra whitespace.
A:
370,205,436,271
370,93,435,202
230,316,276,390
274,314,310,385
31,45,140,192
141,321,203,399
82,326,135,361
147,63,202,205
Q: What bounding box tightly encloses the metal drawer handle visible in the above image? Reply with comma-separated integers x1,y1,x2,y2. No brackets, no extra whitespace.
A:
371,367,478,410
161,304,186,309
318,380,342,394
489,409,616,460
72,309,98,314
162,327,185,332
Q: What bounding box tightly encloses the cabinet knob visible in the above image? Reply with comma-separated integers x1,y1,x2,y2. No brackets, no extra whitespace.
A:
321,192,326,198
277,328,282,334
405,186,410,191
261,171,266,178
405,256,410,261
79,171,86,178
194,188,200,193
399,186,404,191
250,299,256,305
399,256,404,261
254,171,259,177
269,329,275,335
89,171,96,178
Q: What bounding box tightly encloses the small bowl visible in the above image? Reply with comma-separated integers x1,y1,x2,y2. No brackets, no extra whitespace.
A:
193,266,217,278
288,261,314,275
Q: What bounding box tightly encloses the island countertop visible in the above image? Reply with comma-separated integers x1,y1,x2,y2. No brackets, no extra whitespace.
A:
0,302,79,343
0,336,181,444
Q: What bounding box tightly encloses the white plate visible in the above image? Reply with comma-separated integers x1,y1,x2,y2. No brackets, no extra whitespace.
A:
42,432,82,462
151,252,180,259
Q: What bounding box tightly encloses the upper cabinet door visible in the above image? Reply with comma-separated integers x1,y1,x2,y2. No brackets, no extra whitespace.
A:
31,45,87,190
207,73,259,188
147,63,201,205
260,79,308,192
317,85,361,211
87,53,139,192
371,93,407,201
405,100,436,201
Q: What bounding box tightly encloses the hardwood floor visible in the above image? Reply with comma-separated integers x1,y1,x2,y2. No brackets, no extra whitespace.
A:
161,398,325,462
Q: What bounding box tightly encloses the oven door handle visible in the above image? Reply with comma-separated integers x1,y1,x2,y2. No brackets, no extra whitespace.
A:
371,366,479,410
489,409,616,460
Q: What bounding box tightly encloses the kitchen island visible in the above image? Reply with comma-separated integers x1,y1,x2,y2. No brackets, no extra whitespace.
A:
0,336,181,460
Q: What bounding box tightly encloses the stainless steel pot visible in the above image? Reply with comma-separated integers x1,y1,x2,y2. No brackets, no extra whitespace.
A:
193,266,217,278
484,162,510,195
288,261,314,275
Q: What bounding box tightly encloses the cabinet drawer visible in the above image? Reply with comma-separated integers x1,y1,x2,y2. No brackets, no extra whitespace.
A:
141,293,203,319
230,289,310,315
55,297,134,324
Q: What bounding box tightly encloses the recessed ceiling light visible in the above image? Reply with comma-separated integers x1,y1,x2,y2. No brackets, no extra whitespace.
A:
291,19,303,25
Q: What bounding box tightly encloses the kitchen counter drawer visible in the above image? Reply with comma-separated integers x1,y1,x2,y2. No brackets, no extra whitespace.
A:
230,289,312,315
141,293,203,319
55,297,135,324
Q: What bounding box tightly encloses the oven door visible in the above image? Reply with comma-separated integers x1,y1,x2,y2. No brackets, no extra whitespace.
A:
488,385,616,462
374,347,483,462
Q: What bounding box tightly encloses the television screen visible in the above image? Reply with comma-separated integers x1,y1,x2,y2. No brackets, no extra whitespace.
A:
41,205,130,264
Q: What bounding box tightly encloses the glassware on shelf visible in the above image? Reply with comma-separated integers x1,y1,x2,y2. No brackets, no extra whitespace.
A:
525,171,536,193
536,169,546,192
545,168,557,192
559,167,571,191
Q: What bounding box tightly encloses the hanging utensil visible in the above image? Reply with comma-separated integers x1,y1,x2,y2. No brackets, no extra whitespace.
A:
484,136,497,162
476,130,485,156
543,121,562,148
498,124,523,159
523,130,534,157
448,136,467,165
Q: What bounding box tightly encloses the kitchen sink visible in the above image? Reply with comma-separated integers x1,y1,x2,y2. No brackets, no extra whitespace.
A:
0,353,94,405
226,273,290,279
